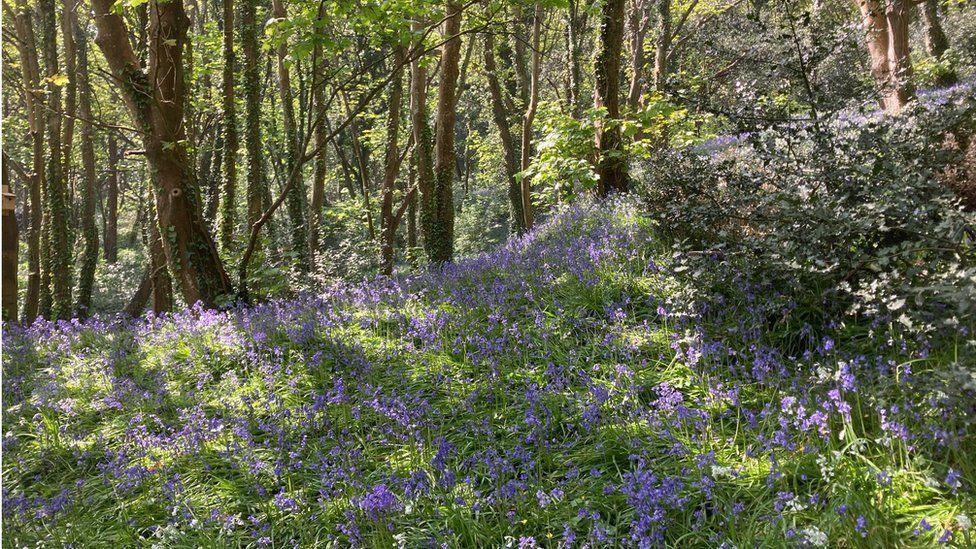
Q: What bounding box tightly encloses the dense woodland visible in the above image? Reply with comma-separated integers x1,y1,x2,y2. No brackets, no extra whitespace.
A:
0,0,970,319
2,0,976,545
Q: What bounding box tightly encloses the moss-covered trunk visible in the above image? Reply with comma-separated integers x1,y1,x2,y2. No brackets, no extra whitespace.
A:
92,0,234,308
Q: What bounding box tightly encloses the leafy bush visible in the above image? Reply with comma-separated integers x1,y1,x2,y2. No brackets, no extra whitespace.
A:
638,84,976,335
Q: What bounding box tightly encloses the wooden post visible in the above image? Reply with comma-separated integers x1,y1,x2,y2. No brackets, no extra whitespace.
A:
2,182,19,322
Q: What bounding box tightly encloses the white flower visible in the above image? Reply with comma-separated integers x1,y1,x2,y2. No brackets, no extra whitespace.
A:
957,514,973,531
711,465,735,479
801,526,828,547
785,498,808,513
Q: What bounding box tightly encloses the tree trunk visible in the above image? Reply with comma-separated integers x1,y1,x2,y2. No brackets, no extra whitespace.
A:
919,0,956,86
2,176,18,322
75,18,100,317
519,3,543,230
149,216,174,313
653,0,671,90
884,0,914,109
484,32,525,236
308,7,328,260
12,0,44,322
627,0,649,110
242,0,264,229
428,0,462,263
410,20,436,260
272,0,309,269
344,95,376,240
567,0,587,118
123,264,152,317
380,46,406,276
407,157,418,263
594,0,629,195
206,130,224,224
40,0,72,319
855,0,915,114
61,0,78,210
184,0,198,177
91,0,234,308
104,133,120,264
220,0,238,251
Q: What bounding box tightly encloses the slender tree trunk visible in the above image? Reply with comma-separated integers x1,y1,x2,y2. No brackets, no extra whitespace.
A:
627,0,649,109
40,0,72,319
207,130,224,224
61,0,78,210
220,0,238,251
855,0,915,114
410,20,436,259
519,4,543,231
242,0,264,229
566,0,587,118
75,18,99,316
272,0,309,268
407,157,417,263
92,0,234,307
594,0,629,195
380,46,405,275
884,0,914,109
104,133,119,263
12,0,44,321
345,95,375,240
512,8,531,108
484,32,525,235
309,31,328,259
185,0,197,171
653,0,671,90
2,167,18,322
123,264,152,316
920,0,956,86
428,0,462,263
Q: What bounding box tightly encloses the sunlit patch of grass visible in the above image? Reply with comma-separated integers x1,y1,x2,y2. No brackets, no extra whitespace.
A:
4,203,975,547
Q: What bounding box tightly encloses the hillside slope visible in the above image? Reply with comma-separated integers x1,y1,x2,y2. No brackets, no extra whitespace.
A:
3,200,974,547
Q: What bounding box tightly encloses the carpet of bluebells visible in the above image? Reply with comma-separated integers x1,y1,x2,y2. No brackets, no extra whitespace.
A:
3,200,975,547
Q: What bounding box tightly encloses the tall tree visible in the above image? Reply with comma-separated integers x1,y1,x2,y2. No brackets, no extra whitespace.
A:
653,0,670,90
345,93,375,240
61,0,78,205
518,3,543,231
220,0,238,251
484,31,525,235
104,132,119,264
566,0,587,118
75,17,99,316
411,20,437,259
380,46,405,275
40,0,73,318
91,0,234,307
242,0,264,229
919,0,956,86
11,0,44,321
426,0,462,263
272,0,308,268
2,161,17,321
594,0,629,195
309,15,328,259
854,0,914,114
627,0,649,109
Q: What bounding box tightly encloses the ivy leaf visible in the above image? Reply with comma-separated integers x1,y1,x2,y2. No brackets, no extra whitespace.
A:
45,74,70,88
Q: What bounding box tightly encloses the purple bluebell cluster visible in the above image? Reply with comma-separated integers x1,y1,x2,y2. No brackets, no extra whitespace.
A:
2,199,973,547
